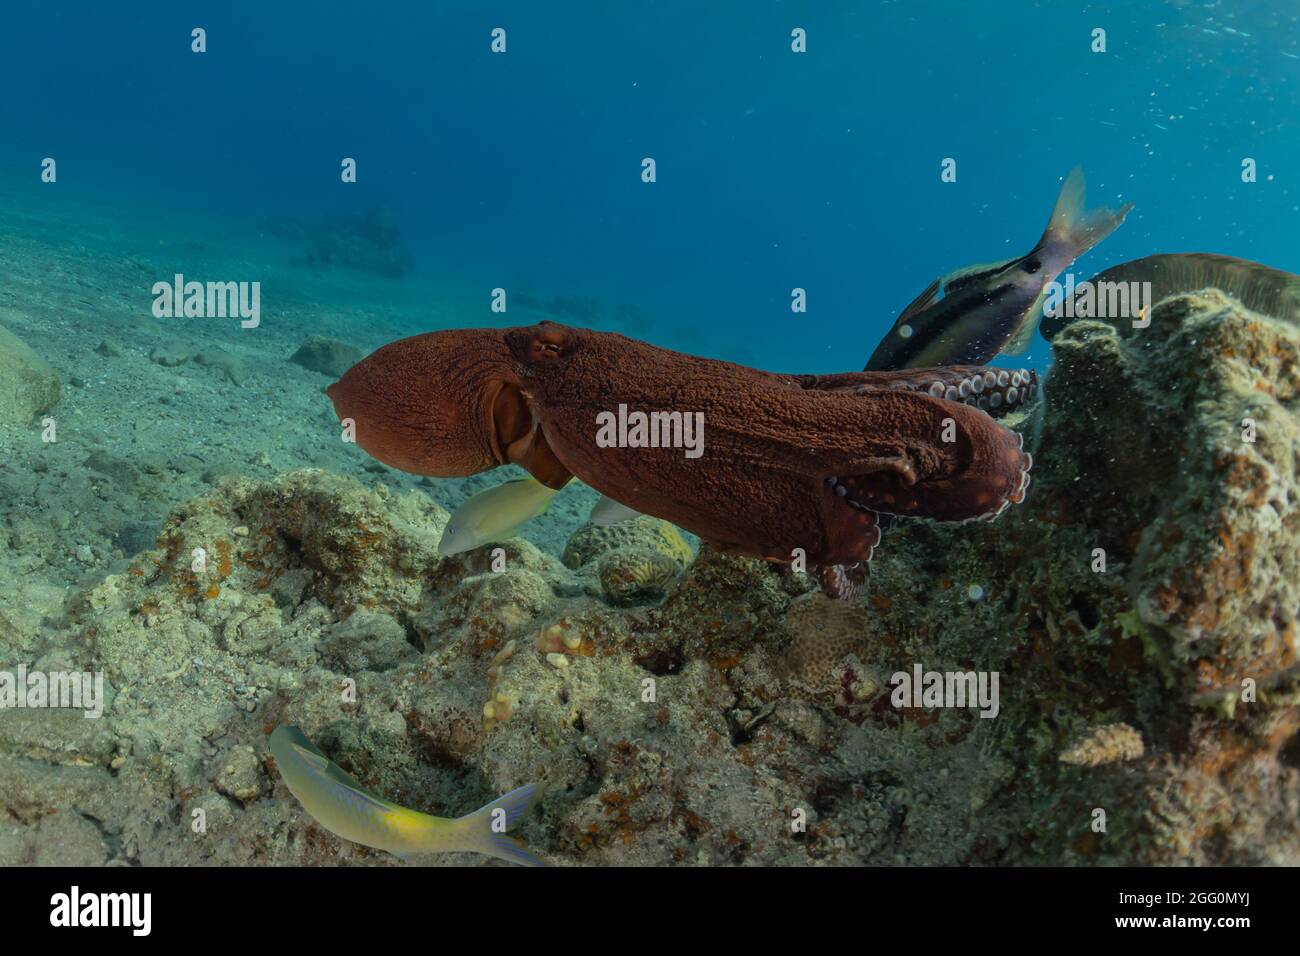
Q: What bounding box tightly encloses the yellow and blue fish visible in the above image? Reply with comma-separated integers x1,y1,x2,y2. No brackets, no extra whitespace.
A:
437,477,561,555
270,725,545,866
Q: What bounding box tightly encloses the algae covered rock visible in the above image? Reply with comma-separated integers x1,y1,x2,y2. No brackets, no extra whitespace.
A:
289,335,364,378
1042,290,1300,686
435,566,557,645
565,515,695,608
0,323,59,425
317,609,417,672
31,811,110,867
213,743,263,803
597,547,682,605
194,348,247,386
8,292,1299,868
562,515,693,570
148,344,190,367
961,290,1300,864
653,543,798,659
72,468,453,709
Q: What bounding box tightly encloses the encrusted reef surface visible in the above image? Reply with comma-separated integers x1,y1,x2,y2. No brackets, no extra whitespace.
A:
1,290,1297,866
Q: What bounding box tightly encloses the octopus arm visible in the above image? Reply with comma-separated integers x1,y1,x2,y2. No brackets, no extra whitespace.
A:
798,385,1033,523
795,365,1039,417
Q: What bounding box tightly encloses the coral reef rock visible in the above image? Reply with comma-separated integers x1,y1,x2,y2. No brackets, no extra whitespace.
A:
2,292,1297,866
562,515,693,570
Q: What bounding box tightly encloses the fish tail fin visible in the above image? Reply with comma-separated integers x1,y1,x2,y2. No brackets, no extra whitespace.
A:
1040,167,1133,262
456,782,547,867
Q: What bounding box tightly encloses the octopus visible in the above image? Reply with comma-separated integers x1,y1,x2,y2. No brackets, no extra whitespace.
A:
326,322,1035,600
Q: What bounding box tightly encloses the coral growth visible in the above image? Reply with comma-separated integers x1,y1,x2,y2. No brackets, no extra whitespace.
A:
482,639,518,731
1059,723,1145,767
3,292,1299,866
562,515,693,570
775,596,882,716
598,549,682,605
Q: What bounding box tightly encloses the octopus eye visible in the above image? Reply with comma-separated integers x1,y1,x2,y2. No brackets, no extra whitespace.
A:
1022,257,1042,274
507,324,572,364
530,340,564,362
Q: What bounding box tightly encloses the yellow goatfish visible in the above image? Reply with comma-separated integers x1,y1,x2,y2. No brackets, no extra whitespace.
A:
438,477,561,556
270,725,545,866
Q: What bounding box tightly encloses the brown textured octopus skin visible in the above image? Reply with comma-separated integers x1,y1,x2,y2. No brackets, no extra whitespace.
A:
326,322,1033,575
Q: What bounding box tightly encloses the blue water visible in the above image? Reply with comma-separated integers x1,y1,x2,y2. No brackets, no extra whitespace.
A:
3,1,1297,372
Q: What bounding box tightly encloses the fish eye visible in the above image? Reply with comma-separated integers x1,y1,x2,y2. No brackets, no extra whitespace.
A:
1022,257,1042,274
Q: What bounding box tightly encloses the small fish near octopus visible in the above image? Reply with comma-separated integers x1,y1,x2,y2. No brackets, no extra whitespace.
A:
327,323,1038,603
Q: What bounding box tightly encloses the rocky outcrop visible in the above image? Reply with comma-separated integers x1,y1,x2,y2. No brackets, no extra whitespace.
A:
2,292,1296,866
288,335,364,378
0,323,59,425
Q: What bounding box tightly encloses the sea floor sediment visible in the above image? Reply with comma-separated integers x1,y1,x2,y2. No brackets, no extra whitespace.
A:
1,273,1297,864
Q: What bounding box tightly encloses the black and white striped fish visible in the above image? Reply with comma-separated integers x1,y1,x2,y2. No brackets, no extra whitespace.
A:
866,169,1133,370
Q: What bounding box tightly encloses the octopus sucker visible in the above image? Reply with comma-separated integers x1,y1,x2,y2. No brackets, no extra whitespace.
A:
817,560,870,601
327,322,1035,600
883,367,1038,418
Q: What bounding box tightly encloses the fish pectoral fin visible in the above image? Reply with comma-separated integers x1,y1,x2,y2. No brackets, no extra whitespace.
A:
1000,303,1043,356
1000,282,1049,356
289,742,333,773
